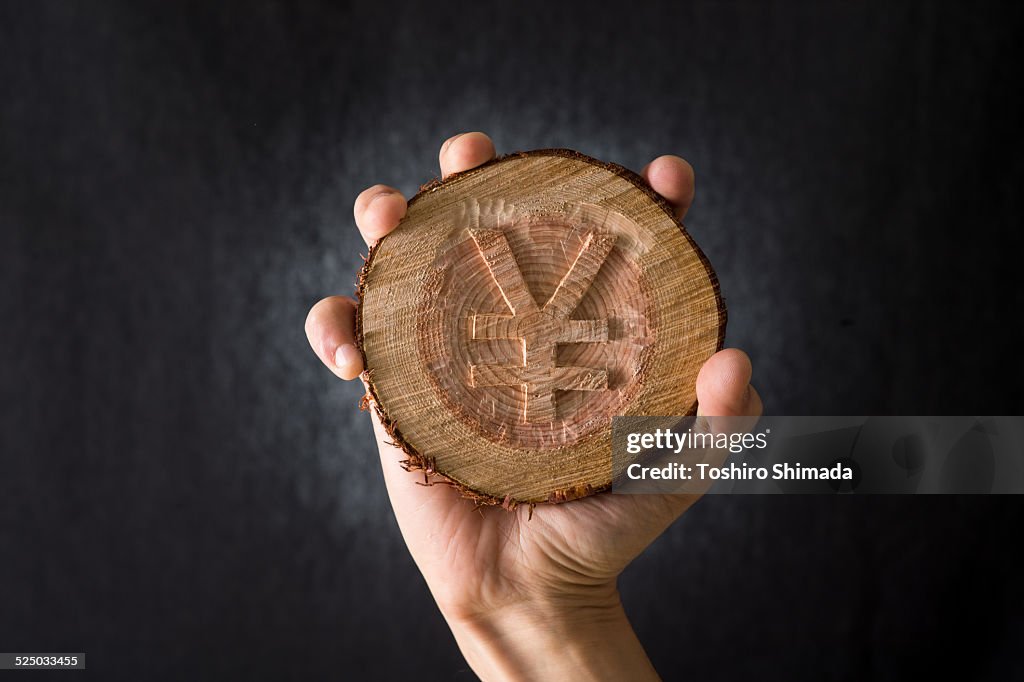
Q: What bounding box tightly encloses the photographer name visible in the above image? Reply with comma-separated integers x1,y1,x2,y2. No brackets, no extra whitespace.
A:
626,461,855,481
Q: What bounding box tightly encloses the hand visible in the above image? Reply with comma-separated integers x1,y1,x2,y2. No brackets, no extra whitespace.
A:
305,132,763,681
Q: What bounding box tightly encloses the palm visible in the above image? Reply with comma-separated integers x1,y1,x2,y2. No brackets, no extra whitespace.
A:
371,410,697,614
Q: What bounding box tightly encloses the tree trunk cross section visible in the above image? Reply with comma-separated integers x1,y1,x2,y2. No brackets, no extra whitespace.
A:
357,149,725,504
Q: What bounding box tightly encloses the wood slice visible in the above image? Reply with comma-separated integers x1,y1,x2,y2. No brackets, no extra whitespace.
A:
356,149,725,506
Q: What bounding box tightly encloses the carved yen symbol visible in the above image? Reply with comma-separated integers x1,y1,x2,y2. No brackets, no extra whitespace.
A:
468,228,616,423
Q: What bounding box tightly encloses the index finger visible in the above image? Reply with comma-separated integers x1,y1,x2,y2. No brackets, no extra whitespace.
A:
641,155,696,220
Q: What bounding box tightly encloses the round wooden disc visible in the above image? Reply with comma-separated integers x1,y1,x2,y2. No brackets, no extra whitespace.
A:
357,150,724,505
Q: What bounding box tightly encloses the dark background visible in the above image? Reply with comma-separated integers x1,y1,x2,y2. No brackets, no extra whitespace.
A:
2,1,1023,679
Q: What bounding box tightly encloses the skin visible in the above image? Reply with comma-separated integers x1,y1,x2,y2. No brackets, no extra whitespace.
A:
305,132,763,681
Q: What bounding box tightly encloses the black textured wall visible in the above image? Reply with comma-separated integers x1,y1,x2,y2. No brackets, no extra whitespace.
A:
2,2,1022,679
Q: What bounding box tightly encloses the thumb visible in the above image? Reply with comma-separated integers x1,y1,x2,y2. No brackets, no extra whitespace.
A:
695,348,763,417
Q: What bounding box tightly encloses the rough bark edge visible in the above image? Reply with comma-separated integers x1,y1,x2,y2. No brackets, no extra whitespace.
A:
353,148,727,510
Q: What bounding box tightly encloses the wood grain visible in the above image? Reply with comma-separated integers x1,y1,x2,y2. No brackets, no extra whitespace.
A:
357,150,725,506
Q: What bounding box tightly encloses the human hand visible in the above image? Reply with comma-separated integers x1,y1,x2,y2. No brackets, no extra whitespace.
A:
306,132,762,681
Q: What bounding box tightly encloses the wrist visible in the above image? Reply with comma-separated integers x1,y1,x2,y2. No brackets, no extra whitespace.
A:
441,585,659,682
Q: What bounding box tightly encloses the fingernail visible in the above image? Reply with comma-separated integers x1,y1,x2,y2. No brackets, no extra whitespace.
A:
334,343,360,370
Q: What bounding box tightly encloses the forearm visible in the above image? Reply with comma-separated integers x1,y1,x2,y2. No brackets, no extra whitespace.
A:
442,591,660,682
